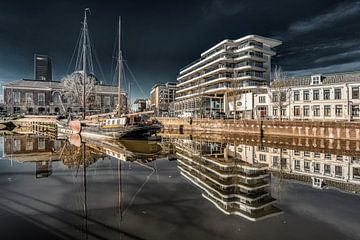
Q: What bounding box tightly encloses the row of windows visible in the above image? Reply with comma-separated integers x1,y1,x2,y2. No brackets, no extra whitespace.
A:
258,152,345,161
292,87,359,101
294,160,343,176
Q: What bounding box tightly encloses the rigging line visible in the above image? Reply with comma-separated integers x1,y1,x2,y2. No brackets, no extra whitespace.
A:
75,32,84,71
86,30,95,74
111,63,119,86
66,31,82,75
124,61,147,98
122,162,155,217
88,32,106,82
110,31,119,86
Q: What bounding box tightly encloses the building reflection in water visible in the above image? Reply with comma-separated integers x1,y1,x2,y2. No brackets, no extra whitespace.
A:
161,133,360,220
175,139,282,221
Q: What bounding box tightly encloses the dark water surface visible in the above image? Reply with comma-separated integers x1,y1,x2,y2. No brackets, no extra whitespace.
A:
0,134,359,240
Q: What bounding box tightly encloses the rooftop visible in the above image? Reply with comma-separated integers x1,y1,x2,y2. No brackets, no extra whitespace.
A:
272,70,360,88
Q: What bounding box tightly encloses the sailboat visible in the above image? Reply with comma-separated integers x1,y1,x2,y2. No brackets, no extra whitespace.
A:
80,15,162,140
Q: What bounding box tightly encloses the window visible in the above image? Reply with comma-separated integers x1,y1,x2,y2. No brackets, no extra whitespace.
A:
304,161,310,171
25,92,33,101
258,96,266,103
335,105,343,117
104,96,111,106
38,138,45,150
114,97,118,107
53,93,61,104
352,87,359,99
323,89,330,100
294,106,300,116
273,156,279,167
304,151,310,157
294,150,300,156
314,163,320,173
273,108,278,117
325,153,332,160
313,105,320,117
314,153,320,158
294,160,300,170
303,106,310,117
313,90,320,100
26,140,33,151
335,88,342,99
352,105,360,117
38,93,45,106
303,90,309,101
324,164,331,174
13,92,21,103
324,105,331,117
259,154,266,162
353,167,360,179
336,155,343,161
13,139,21,152
294,91,300,101
272,93,278,102
335,166,342,177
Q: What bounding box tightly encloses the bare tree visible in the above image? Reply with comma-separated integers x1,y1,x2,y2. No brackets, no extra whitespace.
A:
268,66,292,120
61,72,96,108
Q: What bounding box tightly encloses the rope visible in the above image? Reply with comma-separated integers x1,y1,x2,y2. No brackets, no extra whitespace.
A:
124,61,147,98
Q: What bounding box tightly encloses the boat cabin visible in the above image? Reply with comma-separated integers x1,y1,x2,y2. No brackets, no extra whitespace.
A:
102,117,128,128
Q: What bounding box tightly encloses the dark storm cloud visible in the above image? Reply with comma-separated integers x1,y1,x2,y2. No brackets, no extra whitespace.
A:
1,0,360,99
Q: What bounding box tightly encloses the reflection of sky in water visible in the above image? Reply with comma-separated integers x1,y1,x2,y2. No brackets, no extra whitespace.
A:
0,136,359,240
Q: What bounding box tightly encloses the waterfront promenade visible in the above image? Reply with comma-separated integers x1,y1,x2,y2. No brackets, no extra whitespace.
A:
158,117,360,140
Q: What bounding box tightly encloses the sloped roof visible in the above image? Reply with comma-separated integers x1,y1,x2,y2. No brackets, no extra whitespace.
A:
271,71,360,88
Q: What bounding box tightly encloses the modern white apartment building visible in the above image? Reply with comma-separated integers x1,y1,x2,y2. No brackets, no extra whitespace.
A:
150,82,177,116
174,35,282,117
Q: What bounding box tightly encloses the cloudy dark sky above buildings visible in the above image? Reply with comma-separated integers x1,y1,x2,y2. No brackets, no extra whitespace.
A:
1,0,360,99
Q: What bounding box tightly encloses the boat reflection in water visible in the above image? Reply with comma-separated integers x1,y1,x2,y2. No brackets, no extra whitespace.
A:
1,134,165,173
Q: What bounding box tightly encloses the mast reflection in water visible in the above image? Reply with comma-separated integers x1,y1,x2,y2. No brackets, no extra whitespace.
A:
0,133,359,240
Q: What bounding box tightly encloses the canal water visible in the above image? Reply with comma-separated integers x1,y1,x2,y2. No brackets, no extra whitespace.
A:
0,133,359,240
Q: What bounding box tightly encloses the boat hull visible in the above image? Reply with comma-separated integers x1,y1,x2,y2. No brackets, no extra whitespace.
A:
81,124,162,140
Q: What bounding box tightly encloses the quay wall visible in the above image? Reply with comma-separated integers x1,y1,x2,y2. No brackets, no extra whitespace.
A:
158,117,360,140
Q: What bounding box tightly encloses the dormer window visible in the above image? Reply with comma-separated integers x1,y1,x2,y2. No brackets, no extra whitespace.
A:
311,75,323,85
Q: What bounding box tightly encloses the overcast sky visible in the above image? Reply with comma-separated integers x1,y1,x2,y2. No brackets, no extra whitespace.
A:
1,0,360,99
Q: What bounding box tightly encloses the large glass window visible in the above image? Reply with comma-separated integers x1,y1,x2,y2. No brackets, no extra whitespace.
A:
25,92,33,104
38,93,45,106
13,92,21,103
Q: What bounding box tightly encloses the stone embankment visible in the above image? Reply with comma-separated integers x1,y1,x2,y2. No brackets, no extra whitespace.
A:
158,117,360,141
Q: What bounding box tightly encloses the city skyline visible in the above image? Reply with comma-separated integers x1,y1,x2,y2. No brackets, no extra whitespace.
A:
1,0,360,100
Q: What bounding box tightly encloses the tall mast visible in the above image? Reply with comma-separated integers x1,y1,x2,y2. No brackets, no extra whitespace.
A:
82,8,90,119
117,17,122,117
